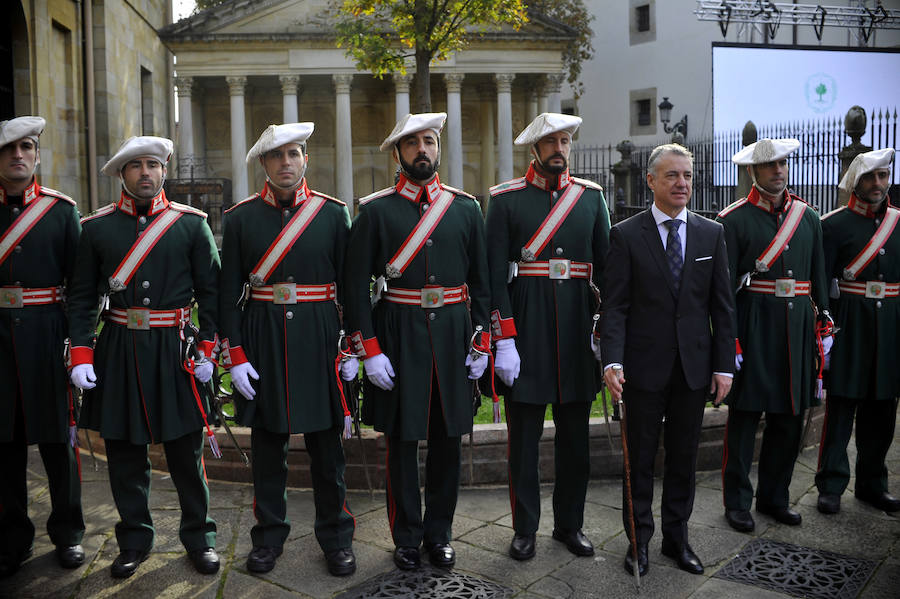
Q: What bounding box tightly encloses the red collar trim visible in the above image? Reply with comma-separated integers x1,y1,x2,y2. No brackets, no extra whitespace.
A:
261,179,310,208
118,189,169,216
395,173,442,203
525,162,570,191
847,193,888,218
0,179,39,205
747,187,790,214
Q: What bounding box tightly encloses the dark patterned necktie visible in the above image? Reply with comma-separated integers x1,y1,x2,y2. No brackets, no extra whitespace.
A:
665,219,683,291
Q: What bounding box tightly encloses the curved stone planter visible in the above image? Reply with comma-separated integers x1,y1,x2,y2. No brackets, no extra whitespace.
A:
78,405,824,488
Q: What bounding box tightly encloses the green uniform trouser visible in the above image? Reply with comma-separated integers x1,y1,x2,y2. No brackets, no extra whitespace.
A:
0,400,84,556
385,383,461,548
505,399,590,536
815,395,898,497
250,427,355,552
723,408,804,510
105,431,216,552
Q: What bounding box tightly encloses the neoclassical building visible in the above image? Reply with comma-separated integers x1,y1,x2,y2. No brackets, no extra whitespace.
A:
159,0,576,208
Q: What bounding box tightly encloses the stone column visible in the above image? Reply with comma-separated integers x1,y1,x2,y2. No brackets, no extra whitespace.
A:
191,86,207,178
479,85,496,207
525,79,539,123
333,74,355,207
280,74,300,123
444,73,465,189
226,75,248,201
175,76,194,177
546,72,565,113
394,73,413,121
495,73,515,184
537,75,549,115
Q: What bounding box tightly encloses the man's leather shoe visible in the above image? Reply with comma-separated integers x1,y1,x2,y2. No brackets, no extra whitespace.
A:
188,547,220,574
509,534,536,561
0,545,33,578
325,547,356,576
725,509,755,532
623,543,649,577
111,548,149,579
246,546,282,573
757,504,802,525
856,490,900,512
393,546,421,570
817,493,841,514
56,544,85,569
661,539,704,575
552,529,594,557
424,543,455,568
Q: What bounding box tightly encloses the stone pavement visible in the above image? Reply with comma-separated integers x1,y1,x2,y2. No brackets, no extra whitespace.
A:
2,413,898,599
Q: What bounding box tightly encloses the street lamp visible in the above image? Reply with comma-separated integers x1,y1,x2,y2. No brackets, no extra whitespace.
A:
658,97,688,140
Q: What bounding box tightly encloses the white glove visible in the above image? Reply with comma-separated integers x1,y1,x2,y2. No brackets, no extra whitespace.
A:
494,338,521,387
735,353,743,372
194,359,214,384
590,334,602,362
230,362,259,400
70,364,97,390
340,357,359,381
364,354,395,390
822,335,834,356
465,353,489,380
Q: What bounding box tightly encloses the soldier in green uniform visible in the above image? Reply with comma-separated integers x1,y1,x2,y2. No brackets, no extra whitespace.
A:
717,138,830,532
343,113,491,571
0,116,85,577
68,136,221,578
484,113,609,561
816,148,900,514
219,122,358,576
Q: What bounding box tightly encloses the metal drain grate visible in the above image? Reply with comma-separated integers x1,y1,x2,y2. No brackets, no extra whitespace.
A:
336,565,514,599
715,538,876,599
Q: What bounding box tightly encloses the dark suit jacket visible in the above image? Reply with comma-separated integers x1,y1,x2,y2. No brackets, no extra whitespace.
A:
600,209,735,392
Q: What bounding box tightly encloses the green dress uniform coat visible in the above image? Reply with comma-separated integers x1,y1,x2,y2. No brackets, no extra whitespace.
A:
343,174,491,441
717,187,828,511
0,179,85,557
816,195,900,498
68,192,220,444
66,190,219,554
218,181,355,552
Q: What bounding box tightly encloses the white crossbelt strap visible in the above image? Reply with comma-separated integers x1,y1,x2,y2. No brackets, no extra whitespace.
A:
248,195,327,286
0,196,56,266
521,183,585,261
385,189,454,278
843,206,900,281
108,209,183,292
754,199,806,272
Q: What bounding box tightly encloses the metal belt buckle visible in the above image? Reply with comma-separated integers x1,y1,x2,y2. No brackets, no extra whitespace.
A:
127,308,151,330
272,283,297,304
548,259,571,280
0,287,23,308
774,278,796,298
421,287,445,308
865,281,886,299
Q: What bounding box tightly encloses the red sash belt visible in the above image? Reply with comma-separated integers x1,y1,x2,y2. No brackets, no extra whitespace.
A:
106,306,192,329
838,281,899,298
516,260,591,280
250,282,336,303
0,285,64,307
383,285,468,307
747,279,810,297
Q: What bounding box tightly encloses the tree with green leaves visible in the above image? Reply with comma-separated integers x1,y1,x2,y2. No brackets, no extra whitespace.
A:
334,0,529,112
528,0,594,99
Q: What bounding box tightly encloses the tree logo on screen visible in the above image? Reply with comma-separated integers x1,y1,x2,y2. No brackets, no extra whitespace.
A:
805,73,837,113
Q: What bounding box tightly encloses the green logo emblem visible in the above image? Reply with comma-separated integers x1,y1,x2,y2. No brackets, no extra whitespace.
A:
806,73,836,113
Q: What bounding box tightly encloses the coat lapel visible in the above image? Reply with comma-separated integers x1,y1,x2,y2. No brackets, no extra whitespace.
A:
640,209,677,298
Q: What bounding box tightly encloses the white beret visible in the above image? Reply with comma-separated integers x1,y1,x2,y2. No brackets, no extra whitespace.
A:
246,122,315,164
732,138,800,166
101,136,173,176
379,113,446,152
839,147,895,193
514,113,582,146
0,116,45,147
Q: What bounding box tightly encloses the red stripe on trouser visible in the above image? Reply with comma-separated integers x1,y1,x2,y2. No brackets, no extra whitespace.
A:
343,500,356,532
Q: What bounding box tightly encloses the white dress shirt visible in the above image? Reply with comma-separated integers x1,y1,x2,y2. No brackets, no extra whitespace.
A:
651,202,687,260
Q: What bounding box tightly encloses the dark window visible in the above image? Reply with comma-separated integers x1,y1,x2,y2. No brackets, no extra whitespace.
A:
637,99,651,126
140,67,153,135
636,5,650,33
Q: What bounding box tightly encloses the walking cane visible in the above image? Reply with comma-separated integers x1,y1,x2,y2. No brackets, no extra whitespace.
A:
618,398,641,591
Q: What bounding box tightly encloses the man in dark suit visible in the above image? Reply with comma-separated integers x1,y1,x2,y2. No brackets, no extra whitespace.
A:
600,143,734,577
